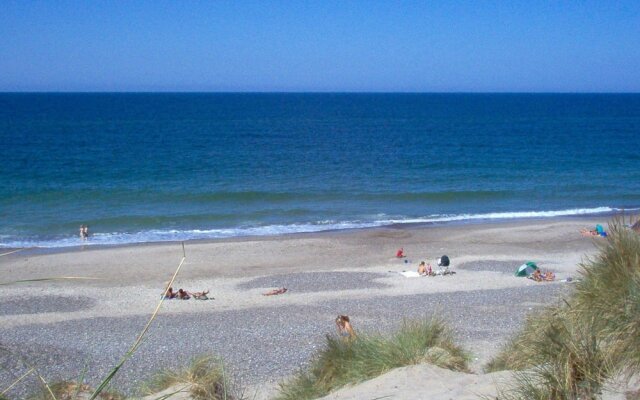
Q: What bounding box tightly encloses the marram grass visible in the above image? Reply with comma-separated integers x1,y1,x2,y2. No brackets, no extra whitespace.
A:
27,381,123,400
572,218,640,373
276,317,469,400
488,217,640,399
140,355,238,400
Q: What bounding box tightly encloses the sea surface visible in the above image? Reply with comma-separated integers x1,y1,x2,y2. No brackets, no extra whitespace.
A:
1,93,639,248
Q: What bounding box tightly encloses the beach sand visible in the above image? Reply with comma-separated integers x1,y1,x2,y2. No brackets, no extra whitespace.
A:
0,217,608,398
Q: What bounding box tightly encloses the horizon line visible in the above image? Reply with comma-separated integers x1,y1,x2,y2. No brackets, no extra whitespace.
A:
2,90,640,95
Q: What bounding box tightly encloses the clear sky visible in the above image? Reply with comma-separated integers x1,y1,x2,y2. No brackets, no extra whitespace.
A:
1,1,639,92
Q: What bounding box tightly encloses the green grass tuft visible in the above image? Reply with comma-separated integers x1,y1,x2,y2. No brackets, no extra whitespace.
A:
26,381,124,400
276,317,468,400
572,219,640,373
489,217,640,399
140,355,238,400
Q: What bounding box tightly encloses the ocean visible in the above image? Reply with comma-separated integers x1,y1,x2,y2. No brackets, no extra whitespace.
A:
1,93,639,248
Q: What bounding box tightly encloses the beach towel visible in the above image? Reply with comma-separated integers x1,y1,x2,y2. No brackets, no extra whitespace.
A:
399,271,421,278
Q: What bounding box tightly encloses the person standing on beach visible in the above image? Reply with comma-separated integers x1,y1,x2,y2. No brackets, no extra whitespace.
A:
79,225,89,240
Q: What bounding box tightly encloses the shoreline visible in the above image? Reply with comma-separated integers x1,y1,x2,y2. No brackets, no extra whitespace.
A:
0,212,622,258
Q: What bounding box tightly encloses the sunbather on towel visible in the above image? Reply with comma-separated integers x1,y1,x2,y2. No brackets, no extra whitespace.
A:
418,261,433,276
418,261,427,276
263,287,288,296
190,290,211,300
581,224,607,237
529,270,556,282
177,288,191,300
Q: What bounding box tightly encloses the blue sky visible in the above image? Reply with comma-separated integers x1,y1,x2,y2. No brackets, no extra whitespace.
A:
1,1,639,92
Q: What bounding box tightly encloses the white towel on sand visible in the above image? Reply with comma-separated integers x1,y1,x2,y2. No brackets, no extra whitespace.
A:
400,271,421,278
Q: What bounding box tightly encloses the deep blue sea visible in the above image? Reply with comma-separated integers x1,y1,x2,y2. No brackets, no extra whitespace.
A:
1,93,639,248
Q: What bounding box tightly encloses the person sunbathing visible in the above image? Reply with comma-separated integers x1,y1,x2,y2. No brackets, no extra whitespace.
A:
418,261,427,276
396,248,405,258
529,270,555,282
581,225,607,237
418,261,433,276
530,270,543,282
162,287,176,299
263,287,287,296
177,288,191,300
190,290,211,300
335,315,356,339
543,271,556,281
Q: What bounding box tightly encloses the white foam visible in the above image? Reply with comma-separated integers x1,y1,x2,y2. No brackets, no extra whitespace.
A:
0,206,632,248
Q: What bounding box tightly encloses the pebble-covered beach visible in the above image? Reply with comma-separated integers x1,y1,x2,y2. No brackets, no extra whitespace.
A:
0,218,599,398
1,275,569,397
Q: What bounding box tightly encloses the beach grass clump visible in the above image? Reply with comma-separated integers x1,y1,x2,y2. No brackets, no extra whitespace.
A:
276,317,468,400
485,306,574,373
490,218,640,399
571,219,640,373
140,355,238,400
495,313,613,400
27,381,124,400
484,312,548,373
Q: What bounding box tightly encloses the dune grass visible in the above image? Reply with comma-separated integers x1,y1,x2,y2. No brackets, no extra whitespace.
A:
493,312,613,399
487,218,640,399
275,317,469,400
27,381,123,400
571,219,640,374
140,355,239,400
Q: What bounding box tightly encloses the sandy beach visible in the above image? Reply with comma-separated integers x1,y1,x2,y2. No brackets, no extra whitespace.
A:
0,217,608,398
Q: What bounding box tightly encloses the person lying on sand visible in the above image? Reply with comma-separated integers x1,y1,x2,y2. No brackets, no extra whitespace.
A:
190,290,211,300
581,224,607,237
263,287,287,296
529,269,555,282
177,288,191,300
336,315,356,339
581,228,599,237
162,287,176,299
396,248,405,258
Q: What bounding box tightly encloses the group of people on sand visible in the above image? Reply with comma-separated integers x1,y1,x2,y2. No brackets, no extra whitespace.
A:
398,248,453,276
162,286,289,300
417,261,433,276
163,287,211,300
529,269,556,282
